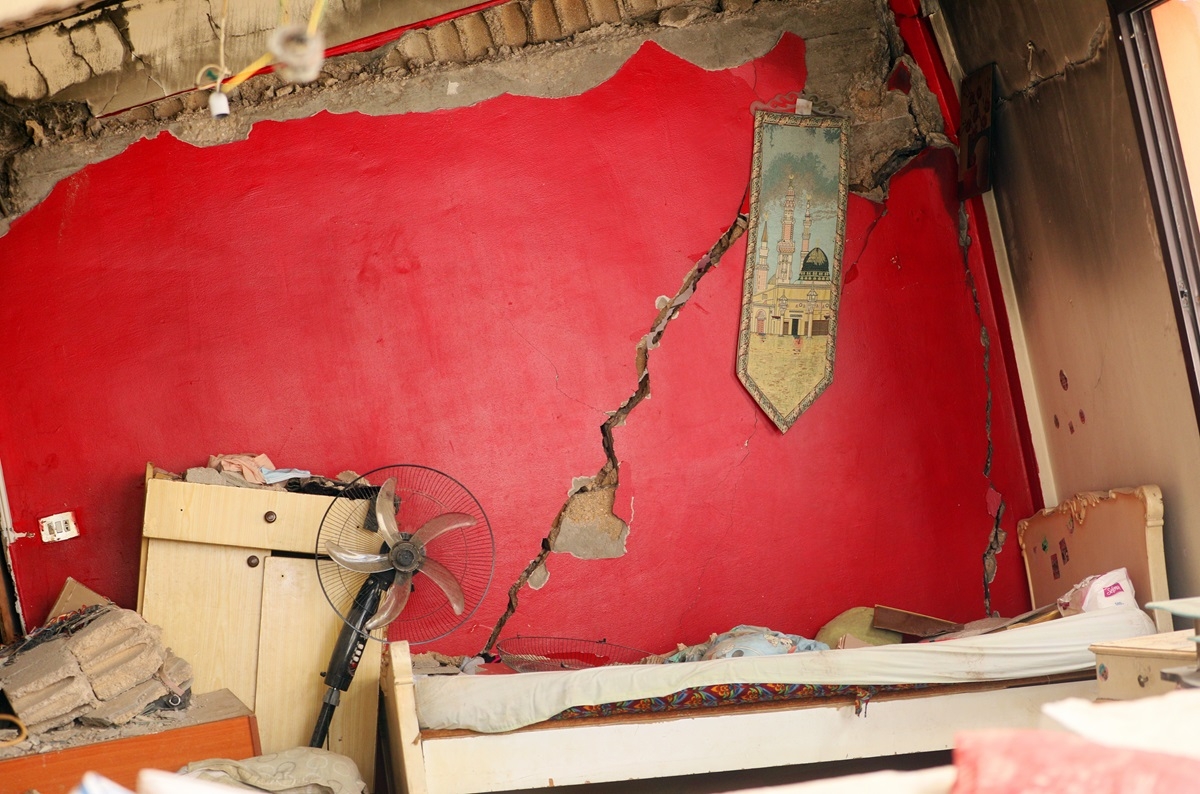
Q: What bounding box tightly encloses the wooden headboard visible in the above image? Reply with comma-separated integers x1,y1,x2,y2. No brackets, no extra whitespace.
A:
1018,485,1170,633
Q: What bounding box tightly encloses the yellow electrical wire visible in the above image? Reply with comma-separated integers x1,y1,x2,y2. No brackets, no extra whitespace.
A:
221,53,274,92
0,713,28,748
307,0,326,35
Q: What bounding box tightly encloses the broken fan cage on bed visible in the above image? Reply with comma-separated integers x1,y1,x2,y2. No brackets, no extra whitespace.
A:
315,464,494,644
497,636,651,673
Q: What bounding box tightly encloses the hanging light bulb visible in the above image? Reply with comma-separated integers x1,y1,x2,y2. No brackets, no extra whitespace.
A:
269,24,325,84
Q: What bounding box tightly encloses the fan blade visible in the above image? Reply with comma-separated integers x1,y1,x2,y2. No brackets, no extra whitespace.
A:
411,512,477,548
418,556,466,615
365,573,412,631
326,542,392,573
375,477,403,547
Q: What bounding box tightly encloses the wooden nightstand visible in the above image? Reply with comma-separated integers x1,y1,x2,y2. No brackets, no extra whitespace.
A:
1091,630,1195,700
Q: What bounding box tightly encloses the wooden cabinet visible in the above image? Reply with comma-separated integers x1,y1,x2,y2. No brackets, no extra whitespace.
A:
137,465,379,788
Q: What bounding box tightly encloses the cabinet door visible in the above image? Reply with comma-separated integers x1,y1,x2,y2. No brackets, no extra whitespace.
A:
256,555,379,788
140,538,267,710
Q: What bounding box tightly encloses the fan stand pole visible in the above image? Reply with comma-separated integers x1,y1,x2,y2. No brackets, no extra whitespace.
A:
310,575,389,748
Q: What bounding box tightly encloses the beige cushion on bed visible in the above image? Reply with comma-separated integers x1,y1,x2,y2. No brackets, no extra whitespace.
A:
816,607,903,648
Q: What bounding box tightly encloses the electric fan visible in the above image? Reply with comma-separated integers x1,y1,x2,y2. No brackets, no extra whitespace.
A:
309,464,494,747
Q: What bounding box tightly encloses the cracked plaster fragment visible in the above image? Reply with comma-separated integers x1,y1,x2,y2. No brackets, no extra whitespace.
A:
0,35,50,100
68,19,128,77
527,560,550,589
26,25,93,96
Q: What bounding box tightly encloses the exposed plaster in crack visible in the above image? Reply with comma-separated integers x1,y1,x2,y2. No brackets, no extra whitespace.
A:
480,209,749,656
999,20,1108,104
958,204,1006,616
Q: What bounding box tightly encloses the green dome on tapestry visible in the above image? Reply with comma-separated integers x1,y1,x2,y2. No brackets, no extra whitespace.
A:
802,247,829,273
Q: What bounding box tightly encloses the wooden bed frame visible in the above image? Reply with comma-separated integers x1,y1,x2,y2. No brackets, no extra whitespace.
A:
379,485,1169,794
381,643,1095,794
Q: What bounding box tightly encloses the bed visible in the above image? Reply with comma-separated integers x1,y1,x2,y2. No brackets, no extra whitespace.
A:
380,486,1170,794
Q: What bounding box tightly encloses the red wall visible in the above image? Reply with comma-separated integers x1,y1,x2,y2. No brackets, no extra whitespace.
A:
0,32,1034,655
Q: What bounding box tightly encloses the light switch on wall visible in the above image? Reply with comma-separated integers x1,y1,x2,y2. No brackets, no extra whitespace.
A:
39,511,80,542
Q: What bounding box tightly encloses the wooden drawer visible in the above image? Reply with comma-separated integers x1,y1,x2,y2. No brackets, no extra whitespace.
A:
143,476,335,554
1091,629,1196,699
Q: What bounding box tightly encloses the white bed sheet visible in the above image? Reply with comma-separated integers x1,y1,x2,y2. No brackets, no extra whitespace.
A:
416,607,1155,732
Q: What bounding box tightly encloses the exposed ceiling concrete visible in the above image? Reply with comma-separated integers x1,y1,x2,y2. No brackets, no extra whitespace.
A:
0,0,482,114
0,0,951,237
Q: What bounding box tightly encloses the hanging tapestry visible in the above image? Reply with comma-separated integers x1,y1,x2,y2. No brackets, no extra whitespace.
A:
736,112,849,432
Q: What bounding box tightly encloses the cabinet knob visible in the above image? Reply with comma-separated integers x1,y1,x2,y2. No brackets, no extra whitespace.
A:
247,555,260,568
264,511,277,523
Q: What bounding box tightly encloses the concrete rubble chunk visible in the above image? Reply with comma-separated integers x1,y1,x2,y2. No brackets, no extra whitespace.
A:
81,678,169,727
0,607,191,736
66,609,165,701
28,702,96,735
66,607,158,667
0,642,98,730
83,640,166,702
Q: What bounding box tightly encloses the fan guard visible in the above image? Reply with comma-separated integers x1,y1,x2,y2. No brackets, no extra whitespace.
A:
496,636,650,673
315,464,494,644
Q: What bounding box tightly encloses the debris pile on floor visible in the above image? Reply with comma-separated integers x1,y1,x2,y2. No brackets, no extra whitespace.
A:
0,605,192,741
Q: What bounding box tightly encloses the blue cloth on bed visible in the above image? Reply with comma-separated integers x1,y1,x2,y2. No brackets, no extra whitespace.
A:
665,625,828,663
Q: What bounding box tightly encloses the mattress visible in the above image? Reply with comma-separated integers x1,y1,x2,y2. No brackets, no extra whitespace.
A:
415,606,1156,732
